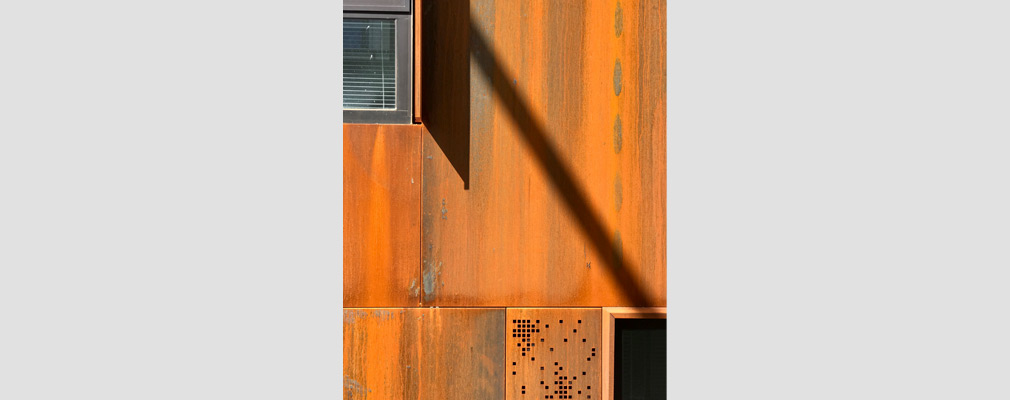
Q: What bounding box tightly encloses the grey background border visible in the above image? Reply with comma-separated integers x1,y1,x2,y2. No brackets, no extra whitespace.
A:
1,0,1008,398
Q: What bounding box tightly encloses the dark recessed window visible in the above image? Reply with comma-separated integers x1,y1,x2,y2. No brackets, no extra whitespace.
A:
343,0,412,124
614,318,666,400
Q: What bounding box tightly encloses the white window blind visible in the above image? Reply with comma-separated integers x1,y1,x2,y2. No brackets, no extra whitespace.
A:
343,18,396,110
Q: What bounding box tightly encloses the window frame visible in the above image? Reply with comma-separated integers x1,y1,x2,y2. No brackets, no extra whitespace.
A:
343,5,413,124
344,0,411,13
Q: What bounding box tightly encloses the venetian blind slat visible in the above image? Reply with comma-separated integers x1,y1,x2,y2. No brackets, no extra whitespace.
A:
343,19,396,110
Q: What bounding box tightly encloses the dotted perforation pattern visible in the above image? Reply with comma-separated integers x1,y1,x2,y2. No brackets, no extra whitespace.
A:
506,309,601,400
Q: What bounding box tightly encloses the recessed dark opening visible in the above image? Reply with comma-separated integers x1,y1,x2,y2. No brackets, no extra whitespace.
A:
614,318,666,400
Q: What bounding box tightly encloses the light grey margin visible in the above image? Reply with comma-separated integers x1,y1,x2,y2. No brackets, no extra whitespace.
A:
342,11,413,124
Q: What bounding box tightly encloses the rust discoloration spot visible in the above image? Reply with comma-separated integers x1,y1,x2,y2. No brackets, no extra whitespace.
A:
409,278,420,298
613,114,622,153
440,198,448,220
344,310,368,325
613,58,622,96
422,260,442,302
615,1,624,37
344,375,366,399
615,173,622,212
372,309,396,321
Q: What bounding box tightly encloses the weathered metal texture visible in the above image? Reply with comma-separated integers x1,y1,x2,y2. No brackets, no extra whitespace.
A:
344,308,505,400
344,309,421,400
419,308,505,400
344,124,422,307
505,308,602,400
420,0,666,306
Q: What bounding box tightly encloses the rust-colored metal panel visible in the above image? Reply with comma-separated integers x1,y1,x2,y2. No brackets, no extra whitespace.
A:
344,124,422,307
344,308,504,400
344,309,422,400
420,0,666,307
505,308,602,400
419,308,505,400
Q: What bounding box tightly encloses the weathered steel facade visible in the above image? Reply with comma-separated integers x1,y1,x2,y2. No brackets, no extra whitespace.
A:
344,0,665,398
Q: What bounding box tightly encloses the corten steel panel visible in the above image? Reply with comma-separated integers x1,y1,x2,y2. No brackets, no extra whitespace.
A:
420,308,505,400
344,308,505,400
344,309,421,400
419,0,666,306
344,124,422,307
506,308,602,400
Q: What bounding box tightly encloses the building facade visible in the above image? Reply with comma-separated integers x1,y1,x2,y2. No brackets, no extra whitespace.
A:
344,1,666,398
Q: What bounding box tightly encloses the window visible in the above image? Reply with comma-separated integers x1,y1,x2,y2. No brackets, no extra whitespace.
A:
343,0,412,124
614,318,666,399
603,307,667,400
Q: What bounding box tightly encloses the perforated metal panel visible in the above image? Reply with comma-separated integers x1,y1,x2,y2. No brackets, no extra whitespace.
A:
506,309,601,400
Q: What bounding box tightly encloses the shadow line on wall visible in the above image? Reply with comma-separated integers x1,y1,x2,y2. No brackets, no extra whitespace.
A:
467,17,656,307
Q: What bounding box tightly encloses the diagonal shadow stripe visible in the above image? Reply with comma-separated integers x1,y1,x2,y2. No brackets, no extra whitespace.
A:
469,17,657,307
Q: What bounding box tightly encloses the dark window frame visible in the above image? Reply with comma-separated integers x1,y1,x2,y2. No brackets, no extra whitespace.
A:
343,1,413,124
344,0,411,13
